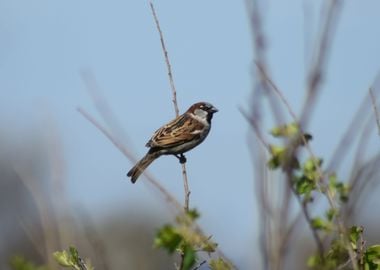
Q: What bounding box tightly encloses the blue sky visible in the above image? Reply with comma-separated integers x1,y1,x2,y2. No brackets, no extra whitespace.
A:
1,0,380,268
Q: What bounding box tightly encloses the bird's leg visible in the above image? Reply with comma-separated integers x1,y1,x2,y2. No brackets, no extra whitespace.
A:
179,154,187,164
175,154,187,164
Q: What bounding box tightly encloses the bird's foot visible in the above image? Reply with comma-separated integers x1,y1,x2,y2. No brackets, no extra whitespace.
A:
175,154,187,164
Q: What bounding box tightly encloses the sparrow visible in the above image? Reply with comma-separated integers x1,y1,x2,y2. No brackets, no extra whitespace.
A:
127,101,218,183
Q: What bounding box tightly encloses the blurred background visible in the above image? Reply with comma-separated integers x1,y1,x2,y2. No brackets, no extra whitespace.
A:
1,0,380,269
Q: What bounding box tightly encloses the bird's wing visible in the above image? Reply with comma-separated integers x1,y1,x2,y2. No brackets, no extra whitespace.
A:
146,114,204,149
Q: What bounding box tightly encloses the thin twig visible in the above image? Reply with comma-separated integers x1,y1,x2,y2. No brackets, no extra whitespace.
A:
257,64,298,122
258,65,324,177
246,1,285,126
345,154,380,219
299,0,343,128
149,2,190,215
348,113,376,193
239,107,270,152
181,164,190,212
369,88,380,135
248,142,271,270
149,5,191,269
149,2,179,117
192,260,207,270
77,207,111,270
80,69,132,147
246,1,293,267
327,88,376,172
337,256,357,270
13,168,59,269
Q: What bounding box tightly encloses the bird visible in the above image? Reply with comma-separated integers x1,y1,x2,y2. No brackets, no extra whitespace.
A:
127,101,218,183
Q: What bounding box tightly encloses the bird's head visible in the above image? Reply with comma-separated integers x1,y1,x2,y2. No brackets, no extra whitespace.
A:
187,102,218,123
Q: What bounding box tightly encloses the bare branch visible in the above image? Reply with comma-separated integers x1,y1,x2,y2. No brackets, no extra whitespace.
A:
80,69,132,147
149,2,190,216
239,107,270,152
327,91,374,172
257,64,298,122
149,1,179,117
299,0,343,128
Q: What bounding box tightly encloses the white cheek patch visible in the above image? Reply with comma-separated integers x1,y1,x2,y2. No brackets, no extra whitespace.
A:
191,109,209,126
194,108,207,118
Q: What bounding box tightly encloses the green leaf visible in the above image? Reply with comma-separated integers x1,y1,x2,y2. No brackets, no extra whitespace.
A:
69,246,79,263
181,245,196,270
187,208,200,221
328,173,338,197
53,246,93,270
302,157,322,181
202,240,218,253
349,226,363,250
269,145,285,156
307,255,320,267
267,145,285,169
294,176,315,197
311,217,330,231
209,258,232,270
366,245,380,264
326,208,337,222
53,250,74,267
270,123,299,138
328,174,350,202
336,182,350,202
154,225,182,253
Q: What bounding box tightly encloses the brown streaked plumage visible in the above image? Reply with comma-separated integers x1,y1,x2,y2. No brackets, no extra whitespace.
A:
127,102,218,183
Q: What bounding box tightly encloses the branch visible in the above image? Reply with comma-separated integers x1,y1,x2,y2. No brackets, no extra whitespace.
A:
149,2,190,215
149,1,179,117
149,5,192,269
299,0,343,127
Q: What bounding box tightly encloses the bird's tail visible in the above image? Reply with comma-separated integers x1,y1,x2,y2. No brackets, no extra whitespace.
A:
127,152,159,183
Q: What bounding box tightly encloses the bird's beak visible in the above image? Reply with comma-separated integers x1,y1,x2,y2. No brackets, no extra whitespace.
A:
210,106,218,113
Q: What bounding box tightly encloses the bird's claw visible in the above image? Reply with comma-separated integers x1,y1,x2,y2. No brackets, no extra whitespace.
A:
176,154,187,164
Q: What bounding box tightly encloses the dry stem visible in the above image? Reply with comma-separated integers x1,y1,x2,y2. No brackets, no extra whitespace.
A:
149,1,190,214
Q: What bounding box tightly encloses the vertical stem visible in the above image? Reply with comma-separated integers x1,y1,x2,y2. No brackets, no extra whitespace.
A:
149,2,180,117
182,163,190,211
149,3,190,268
149,1,190,214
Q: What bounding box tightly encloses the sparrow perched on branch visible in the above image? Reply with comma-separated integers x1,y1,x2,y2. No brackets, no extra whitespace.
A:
127,102,218,183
